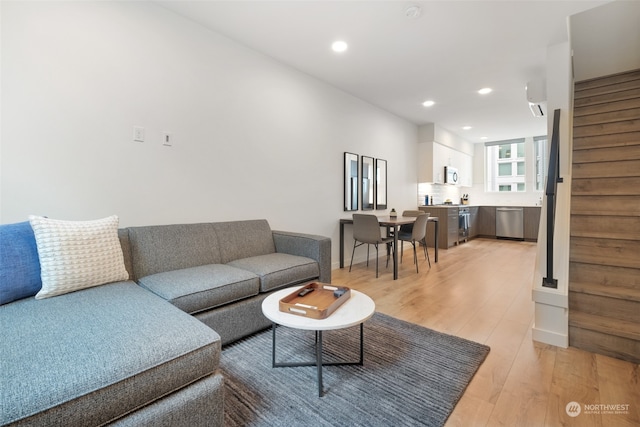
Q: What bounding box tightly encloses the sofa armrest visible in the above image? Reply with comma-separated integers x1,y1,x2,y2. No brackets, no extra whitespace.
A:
272,231,331,284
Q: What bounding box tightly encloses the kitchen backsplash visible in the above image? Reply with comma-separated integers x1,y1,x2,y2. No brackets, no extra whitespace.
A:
418,183,461,206
464,183,543,206
418,182,543,206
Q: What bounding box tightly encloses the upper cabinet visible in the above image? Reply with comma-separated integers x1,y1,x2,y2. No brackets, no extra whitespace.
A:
418,140,439,183
418,124,474,187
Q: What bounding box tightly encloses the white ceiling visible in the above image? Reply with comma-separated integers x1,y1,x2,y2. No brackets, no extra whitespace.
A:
158,0,610,143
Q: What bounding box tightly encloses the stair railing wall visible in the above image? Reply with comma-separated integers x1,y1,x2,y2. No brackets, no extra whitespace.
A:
531,41,572,348
542,109,562,289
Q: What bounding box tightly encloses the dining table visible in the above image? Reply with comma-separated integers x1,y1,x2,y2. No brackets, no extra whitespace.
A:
339,215,439,280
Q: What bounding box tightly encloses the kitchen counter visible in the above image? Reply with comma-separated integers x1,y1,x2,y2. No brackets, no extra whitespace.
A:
418,205,541,248
422,204,539,208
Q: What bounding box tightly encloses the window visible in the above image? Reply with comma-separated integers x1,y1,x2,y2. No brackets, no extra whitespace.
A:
499,144,511,159
534,136,548,191
499,163,512,176
485,138,526,192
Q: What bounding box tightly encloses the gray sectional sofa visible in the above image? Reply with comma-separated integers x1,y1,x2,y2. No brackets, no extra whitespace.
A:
1,219,331,426
127,220,331,345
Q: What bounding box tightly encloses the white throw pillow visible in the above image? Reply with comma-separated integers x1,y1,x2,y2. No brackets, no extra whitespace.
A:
29,215,129,299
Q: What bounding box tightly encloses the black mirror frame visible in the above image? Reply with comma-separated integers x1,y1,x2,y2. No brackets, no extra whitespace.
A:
344,152,359,211
361,155,375,211
375,158,387,210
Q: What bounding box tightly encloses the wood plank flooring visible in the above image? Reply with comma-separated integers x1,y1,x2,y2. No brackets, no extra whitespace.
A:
332,238,639,426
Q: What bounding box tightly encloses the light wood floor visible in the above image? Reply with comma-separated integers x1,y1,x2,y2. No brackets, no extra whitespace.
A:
332,238,639,427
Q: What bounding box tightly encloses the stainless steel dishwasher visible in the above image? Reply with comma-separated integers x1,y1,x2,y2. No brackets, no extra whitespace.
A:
496,207,524,240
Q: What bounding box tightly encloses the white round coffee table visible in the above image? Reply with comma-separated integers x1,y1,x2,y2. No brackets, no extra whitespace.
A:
261,285,375,397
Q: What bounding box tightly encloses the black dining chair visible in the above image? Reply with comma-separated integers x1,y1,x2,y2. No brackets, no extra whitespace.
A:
349,214,395,278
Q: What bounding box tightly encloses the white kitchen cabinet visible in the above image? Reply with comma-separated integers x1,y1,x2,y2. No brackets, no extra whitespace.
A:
418,141,438,183
418,124,474,187
450,148,473,187
418,140,473,187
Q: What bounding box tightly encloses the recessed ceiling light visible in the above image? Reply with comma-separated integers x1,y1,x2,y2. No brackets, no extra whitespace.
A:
478,88,493,95
331,41,348,53
480,136,488,140
462,126,472,130
422,100,435,107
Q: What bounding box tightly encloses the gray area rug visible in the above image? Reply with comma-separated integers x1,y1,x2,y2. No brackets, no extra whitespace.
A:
221,312,490,426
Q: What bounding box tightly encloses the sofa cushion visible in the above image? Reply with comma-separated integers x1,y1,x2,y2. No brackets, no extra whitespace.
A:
138,264,260,315
227,253,319,292
0,221,42,305
0,281,220,426
28,215,129,299
213,219,276,263
128,223,221,279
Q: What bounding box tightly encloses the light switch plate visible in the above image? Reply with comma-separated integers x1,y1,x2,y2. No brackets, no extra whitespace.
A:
162,132,172,146
133,126,145,142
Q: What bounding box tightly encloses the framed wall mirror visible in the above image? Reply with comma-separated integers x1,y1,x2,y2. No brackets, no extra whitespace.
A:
375,158,387,210
344,152,359,211
361,156,375,210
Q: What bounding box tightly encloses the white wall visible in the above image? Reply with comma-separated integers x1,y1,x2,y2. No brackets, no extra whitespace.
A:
0,1,418,269
531,41,574,348
570,0,640,81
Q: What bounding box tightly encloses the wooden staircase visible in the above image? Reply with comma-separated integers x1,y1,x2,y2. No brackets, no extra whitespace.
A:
569,68,640,364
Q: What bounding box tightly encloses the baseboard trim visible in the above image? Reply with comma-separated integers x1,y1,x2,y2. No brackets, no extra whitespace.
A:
532,325,569,348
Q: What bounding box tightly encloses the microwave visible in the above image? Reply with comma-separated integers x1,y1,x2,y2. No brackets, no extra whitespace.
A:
445,166,459,184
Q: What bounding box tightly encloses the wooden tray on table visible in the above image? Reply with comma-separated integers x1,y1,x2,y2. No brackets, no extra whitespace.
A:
279,282,351,319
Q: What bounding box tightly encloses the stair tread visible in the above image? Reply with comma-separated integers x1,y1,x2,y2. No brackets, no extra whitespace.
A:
572,176,640,196
573,106,640,126
570,215,640,241
574,97,640,118
575,78,640,100
573,131,640,151
571,195,640,216
570,281,640,302
573,118,640,139
569,236,640,269
572,159,640,178
568,311,640,341
573,144,640,163
574,87,640,109
576,69,640,90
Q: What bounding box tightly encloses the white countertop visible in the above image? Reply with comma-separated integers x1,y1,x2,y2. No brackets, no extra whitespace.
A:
421,204,540,208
